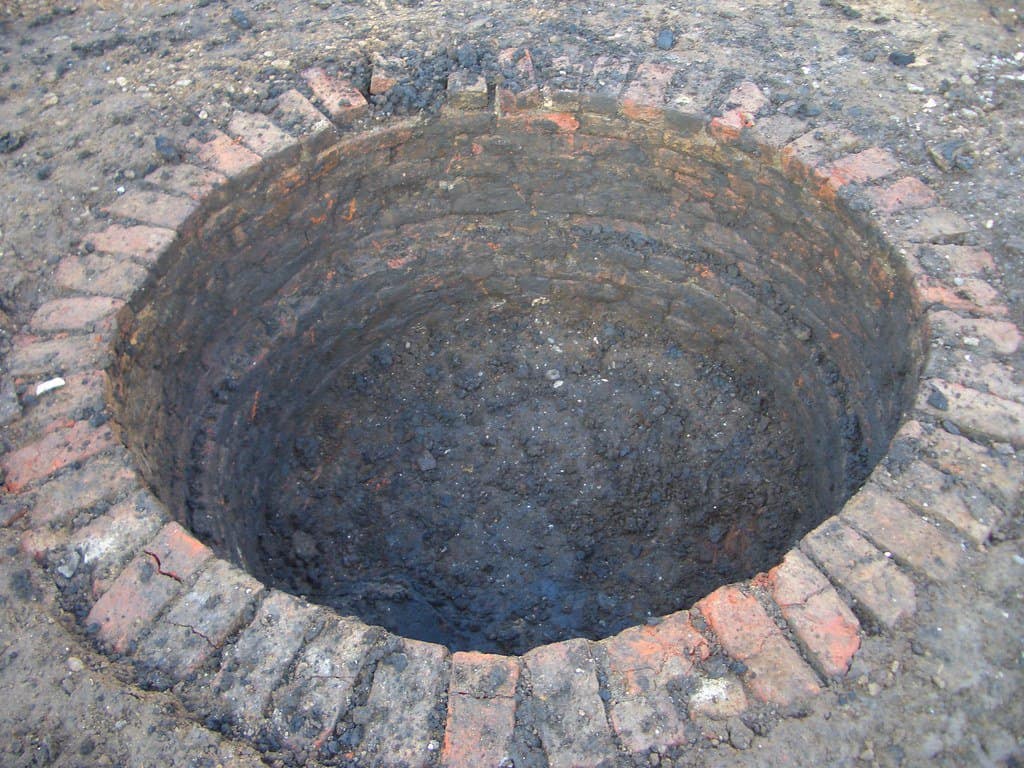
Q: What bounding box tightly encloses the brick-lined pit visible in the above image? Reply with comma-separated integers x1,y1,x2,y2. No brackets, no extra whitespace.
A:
3,53,1022,768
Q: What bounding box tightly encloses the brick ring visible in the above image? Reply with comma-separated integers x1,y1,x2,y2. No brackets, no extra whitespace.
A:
4,51,1022,768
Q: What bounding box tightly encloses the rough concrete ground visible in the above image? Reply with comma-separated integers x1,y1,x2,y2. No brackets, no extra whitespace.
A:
0,0,1022,766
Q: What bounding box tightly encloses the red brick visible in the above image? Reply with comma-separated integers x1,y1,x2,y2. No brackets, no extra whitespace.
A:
768,550,860,678
445,69,488,111
867,176,937,213
710,110,750,141
29,297,123,334
8,334,112,379
824,147,899,192
523,639,617,768
134,558,264,682
780,127,862,186
105,189,196,230
928,310,1021,355
801,519,916,630
442,652,520,768
919,378,1024,448
929,244,997,278
28,451,137,529
369,53,404,95
697,585,821,706
496,48,541,114
227,111,296,157
587,56,631,106
85,522,213,653
621,62,675,122
504,111,580,133
55,252,149,298
686,675,749,720
301,67,368,123
85,224,176,264
360,639,449,768
906,206,970,245
144,163,227,200
188,129,261,178
941,361,1024,405
2,420,116,493
17,369,106,438
210,591,319,734
724,81,770,116
600,611,709,752
913,273,1007,317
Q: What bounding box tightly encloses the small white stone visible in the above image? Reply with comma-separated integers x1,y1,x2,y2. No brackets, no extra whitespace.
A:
963,336,981,347
66,656,85,672
36,377,66,396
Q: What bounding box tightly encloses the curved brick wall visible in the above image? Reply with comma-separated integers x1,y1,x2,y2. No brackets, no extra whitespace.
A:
3,54,1021,768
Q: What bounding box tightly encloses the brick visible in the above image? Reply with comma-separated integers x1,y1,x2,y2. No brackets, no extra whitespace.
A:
523,639,617,768
301,67,368,123
768,550,860,678
712,81,768,140
2,420,116,493
697,585,821,706
919,378,1024,448
227,111,297,157
134,558,263,684
940,361,1024,405
867,176,937,213
211,591,319,734
842,484,964,581
585,56,631,109
496,48,540,114
105,189,196,230
85,522,213,653
29,297,123,334
359,639,449,768
17,369,107,438
267,617,377,751
10,333,111,381
686,676,748,720
876,458,992,545
442,652,520,768
28,451,137,529
913,273,1007,317
188,129,262,178
824,147,899,192
144,163,227,200
801,518,916,630
621,62,675,122
599,611,708,753
445,69,488,111
926,244,997,278
928,310,1021,355
906,206,971,245
273,89,335,143
55,252,149,298
62,490,167,599
895,420,1021,511
369,53,405,95
781,127,862,186
84,224,176,264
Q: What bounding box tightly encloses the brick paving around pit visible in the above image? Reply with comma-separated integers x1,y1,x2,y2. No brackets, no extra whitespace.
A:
1,53,1021,768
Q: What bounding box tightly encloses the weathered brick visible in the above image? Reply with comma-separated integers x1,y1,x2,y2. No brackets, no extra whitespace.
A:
621,62,675,122
273,89,336,144
134,558,263,684
445,69,488,110
523,639,617,768
697,585,821,706
927,244,997,278
919,378,1024,448
8,334,112,378
906,207,971,245
712,81,769,140
768,550,860,678
369,53,405,95
144,163,227,200
866,176,937,213
359,639,449,768
301,67,368,123
84,224,175,264
227,111,297,157
29,297,124,334
686,675,749,720
211,591,319,734
105,189,196,230
585,56,631,110
801,518,916,630
876,458,992,545
55,252,149,298
496,48,540,114
442,652,520,768
780,127,862,186
62,489,167,599
895,420,1021,511
824,147,899,192
267,617,377,751
913,272,1007,317
842,484,964,581
599,611,708,753
85,522,213,653
928,310,1021,355
188,129,261,179
17,369,106,438
2,420,116,493
28,451,137,529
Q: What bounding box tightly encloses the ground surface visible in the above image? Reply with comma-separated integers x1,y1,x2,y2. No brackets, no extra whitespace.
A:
0,0,1022,766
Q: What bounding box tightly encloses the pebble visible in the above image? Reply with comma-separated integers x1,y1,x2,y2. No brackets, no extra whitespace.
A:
230,7,253,30
67,656,85,673
416,450,437,472
889,51,916,67
656,28,676,50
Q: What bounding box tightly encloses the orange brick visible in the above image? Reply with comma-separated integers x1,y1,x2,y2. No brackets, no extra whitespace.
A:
85,522,212,653
105,189,196,230
928,310,1021,355
621,62,675,122
188,129,261,178
919,378,1024,448
301,67,368,123
2,420,116,493
768,550,860,678
824,147,899,191
697,585,821,706
144,163,227,200
28,452,137,528
29,297,124,333
85,224,176,264
55,252,149,298
442,652,520,768
227,111,296,157
867,176,937,213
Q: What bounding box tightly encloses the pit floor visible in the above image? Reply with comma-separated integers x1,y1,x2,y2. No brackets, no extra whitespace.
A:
0,1,1022,766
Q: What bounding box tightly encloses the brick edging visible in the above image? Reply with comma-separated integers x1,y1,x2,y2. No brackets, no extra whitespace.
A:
2,51,1021,767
